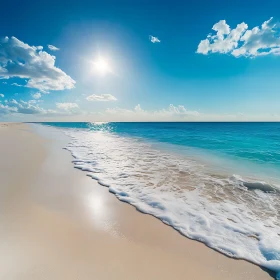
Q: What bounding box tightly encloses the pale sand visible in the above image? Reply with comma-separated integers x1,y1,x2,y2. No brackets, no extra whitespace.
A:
0,123,275,280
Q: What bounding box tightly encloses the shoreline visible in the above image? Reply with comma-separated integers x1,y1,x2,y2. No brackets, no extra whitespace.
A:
0,122,275,280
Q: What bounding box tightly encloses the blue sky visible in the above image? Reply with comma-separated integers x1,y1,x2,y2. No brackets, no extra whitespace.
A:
1,0,280,121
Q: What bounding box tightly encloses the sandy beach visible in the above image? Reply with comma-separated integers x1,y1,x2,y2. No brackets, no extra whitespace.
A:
0,123,275,280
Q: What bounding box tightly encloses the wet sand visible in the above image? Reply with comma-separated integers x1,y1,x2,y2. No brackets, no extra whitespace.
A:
0,123,275,280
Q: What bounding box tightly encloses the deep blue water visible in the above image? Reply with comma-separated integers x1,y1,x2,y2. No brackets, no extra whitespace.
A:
39,122,280,169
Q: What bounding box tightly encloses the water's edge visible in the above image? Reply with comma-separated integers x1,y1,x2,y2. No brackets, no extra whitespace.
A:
64,139,276,279
32,123,279,280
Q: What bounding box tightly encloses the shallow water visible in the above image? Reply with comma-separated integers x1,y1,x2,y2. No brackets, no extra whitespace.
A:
37,122,280,278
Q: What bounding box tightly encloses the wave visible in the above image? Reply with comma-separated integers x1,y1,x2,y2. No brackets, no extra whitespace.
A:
231,175,279,193
39,124,280,279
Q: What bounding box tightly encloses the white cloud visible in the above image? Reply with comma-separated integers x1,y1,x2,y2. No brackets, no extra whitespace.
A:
197,17,280,57
56,102,80,114
86,94,117,102
105,104,200,121
0,103,17,115
149,35,161,43
48,44,60,51
0,93,4,98
3,99,50,115
165,104,200,116
56,102,79,109
11,82,23,87
28,99,39,104
213,20,231,37
1,100,280,122
32,92,41,99
103,105,280,122
0,36,75,91
0,99,81,116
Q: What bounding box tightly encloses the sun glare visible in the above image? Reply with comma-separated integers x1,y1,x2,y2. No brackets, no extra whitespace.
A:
93,57,111,75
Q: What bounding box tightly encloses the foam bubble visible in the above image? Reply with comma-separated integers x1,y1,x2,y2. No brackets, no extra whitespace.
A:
38,124,280,277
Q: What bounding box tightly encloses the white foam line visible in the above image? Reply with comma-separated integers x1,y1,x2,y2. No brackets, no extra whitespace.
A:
34,124,280,279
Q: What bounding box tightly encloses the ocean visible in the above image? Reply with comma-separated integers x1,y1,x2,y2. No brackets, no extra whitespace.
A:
36,122,280,278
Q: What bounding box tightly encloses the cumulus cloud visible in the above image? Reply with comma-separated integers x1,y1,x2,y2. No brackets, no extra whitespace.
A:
197,17,280,57
149,35,161,43
0,99,81,116
48,44,60,51
0,36,75,91
2,99,51,114
0,103,17,115
56,102,80,114
0,93,4,98
86,94,117,102
32,92,41,99
103,105,280,121
106,104,199,121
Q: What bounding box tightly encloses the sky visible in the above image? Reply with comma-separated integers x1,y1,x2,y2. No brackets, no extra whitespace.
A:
1,0,280,121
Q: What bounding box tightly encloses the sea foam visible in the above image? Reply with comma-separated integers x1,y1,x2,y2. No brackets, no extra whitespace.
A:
39,124,280,278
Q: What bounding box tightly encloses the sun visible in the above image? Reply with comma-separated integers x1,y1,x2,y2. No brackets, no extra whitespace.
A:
93,57,111,75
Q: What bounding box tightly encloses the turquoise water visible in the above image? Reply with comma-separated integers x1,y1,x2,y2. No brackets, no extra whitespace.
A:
41,122,280,171
37,122,280,278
